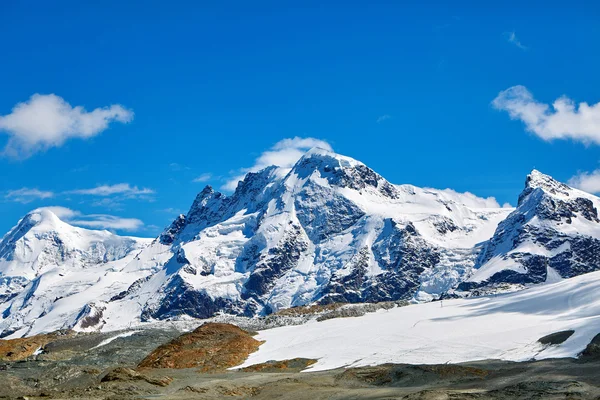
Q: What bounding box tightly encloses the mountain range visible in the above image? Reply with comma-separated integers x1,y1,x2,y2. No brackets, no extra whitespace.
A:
1,147,599,338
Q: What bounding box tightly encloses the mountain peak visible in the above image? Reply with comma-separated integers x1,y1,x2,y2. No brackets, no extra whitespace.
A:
526,169,561,189
518,169,572,205
6,208,66,238
296,147,362,171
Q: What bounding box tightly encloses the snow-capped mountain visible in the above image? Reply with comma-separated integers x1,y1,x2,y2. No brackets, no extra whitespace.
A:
459,170,600,292
2,148,600,338
0,208,151,337
98,148,511,326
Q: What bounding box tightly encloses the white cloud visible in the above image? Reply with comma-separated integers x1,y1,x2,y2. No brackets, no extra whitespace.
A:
0,94,133,158
222,137,333,191
436,188,505,209
492,85,600,145
192,173,213,183
34,206,144,231
68,183,154,197
5,188,54,203
70,214,144,231
6,183,153,207
506,31,527,50
38,206,81,219
568,170,600,194
377,114,392,123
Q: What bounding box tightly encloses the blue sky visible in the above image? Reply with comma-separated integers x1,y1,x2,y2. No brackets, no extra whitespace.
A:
1,0,600,237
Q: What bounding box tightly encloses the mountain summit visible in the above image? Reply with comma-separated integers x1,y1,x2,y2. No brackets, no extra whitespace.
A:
462,169,600,291
2,153,600,337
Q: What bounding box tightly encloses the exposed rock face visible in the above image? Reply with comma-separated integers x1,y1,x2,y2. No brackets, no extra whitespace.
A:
460,170,600,292
137,323,262,371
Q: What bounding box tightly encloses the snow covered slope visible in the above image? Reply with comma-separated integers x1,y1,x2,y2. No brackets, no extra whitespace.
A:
239,269,600,371
460,170,600,292
0,208,151,337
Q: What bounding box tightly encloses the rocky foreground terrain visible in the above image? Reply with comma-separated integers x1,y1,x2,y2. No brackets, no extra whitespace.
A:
2,321,600,399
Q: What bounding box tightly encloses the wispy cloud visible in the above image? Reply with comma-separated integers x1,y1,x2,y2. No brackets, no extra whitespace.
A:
192,173,213,183
70,214,144,231
505,31,527,50
0,94,133,158
377,114,392,123
6,183,153,208
68,183,154,197
222,137,333,191
492,85,600,145
159,207,183,215
5,188,54,203
169,163,190,171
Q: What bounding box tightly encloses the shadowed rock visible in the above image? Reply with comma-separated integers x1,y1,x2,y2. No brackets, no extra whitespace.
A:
538,330,575,346
580,333,600,360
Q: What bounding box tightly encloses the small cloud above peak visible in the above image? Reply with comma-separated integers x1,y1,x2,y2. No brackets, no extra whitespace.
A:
0,94,133,159
192,173,213,183
222,136,333,191
28,206,144,232
33,206,80,220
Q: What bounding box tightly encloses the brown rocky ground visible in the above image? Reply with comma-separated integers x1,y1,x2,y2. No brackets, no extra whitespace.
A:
240,357,317,372
137,322,262,371
2,324,600,399
0,330,74,362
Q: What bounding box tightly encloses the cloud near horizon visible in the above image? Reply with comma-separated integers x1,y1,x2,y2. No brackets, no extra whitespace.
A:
35,206,144,231
0,94,133,158
6,183,154,209
222,136,333,191
493,86,600,145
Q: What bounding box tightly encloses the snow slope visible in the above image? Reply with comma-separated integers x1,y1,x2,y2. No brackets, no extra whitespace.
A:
239,269,600,372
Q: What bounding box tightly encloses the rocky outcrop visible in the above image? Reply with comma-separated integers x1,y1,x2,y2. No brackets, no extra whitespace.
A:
101,367,172,387
0,330,73,361
137,323,262,371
